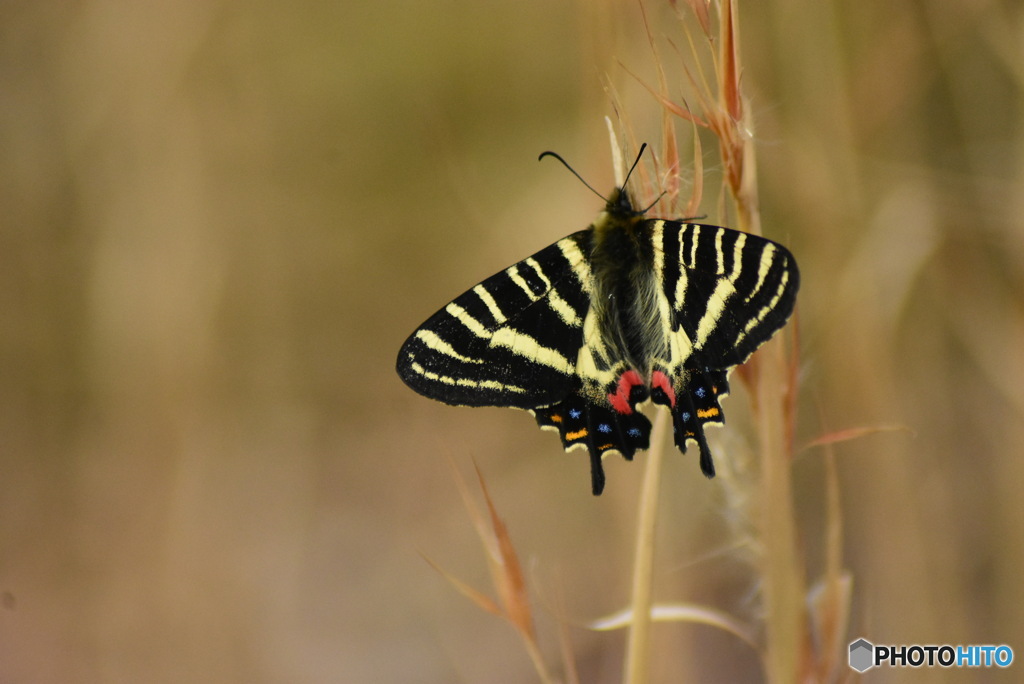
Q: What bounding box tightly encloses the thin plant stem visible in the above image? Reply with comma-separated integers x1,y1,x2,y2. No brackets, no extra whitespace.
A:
623,409,669,684
756,337,804,683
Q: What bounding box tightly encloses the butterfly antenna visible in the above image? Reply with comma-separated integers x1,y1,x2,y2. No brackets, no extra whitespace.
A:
622,142,648,188
639,191,667,214
538,150,608,203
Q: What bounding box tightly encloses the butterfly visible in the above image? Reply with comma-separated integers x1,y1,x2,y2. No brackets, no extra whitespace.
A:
396,147,799,494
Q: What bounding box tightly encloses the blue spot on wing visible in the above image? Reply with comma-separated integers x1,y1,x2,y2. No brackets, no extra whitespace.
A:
530,392,653,495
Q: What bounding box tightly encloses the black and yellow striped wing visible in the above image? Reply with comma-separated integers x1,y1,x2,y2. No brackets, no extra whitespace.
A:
645,221,798,478
396,189,799,495
396,232,592,408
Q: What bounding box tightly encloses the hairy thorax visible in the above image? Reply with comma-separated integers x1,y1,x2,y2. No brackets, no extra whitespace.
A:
589,207,667,376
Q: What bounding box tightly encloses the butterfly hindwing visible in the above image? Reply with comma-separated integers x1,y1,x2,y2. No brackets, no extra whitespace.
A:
531,387,652,495
396,230,592,409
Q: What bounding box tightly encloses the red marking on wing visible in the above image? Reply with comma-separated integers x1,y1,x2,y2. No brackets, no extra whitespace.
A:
607,369,644,414
652,370,676,408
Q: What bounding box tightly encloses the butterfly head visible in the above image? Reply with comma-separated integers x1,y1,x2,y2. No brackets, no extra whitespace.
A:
606,187,640,219
593,187,649,239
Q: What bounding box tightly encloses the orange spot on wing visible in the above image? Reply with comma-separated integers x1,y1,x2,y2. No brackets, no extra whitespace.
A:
696,407,719,419
549,414,563,423
598,443,615,450
566,429,588,441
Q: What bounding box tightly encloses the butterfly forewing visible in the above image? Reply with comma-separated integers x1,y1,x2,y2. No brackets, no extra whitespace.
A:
396,231,592,408
660,221,798,368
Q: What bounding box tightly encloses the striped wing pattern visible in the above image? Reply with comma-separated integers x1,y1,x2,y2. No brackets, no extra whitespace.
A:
653,221,798,369
397,202,799,495
396,231,592,408
647,221,799,478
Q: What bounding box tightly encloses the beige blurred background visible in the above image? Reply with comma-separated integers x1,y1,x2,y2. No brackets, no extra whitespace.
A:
1,1,1022,681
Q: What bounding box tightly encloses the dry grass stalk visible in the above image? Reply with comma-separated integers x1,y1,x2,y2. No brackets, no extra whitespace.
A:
424,458,557,683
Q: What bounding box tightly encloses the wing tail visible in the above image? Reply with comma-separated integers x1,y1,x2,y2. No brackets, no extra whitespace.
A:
532,395,651,495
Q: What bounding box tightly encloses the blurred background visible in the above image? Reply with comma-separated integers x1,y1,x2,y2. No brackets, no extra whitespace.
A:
1,0,1022,681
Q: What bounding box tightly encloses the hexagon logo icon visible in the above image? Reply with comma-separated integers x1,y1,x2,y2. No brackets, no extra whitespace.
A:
849,638,875,672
